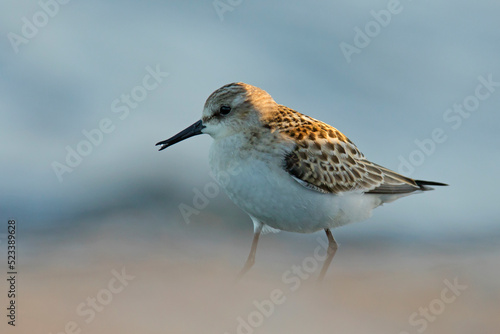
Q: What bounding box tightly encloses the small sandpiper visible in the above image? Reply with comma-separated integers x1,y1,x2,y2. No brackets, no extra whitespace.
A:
156,82,447,281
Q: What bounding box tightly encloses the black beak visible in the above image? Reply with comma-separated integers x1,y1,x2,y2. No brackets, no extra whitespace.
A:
156,120,205,151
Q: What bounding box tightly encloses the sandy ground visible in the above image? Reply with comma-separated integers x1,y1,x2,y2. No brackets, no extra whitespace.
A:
1,216,499,334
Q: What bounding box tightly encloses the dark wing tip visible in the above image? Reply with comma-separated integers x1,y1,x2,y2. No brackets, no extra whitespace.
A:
415,180,449,191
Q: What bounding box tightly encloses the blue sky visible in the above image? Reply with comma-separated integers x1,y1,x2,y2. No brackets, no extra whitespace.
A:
1,0,499,238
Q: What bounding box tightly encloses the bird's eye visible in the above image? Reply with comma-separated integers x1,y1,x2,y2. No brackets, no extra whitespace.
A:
219,105,231,116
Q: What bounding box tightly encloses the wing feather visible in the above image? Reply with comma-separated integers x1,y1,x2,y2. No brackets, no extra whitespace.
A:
283,140,422,194
266,105,440,195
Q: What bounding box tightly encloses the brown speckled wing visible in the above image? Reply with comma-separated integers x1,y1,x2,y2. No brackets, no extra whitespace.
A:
271,106,422,194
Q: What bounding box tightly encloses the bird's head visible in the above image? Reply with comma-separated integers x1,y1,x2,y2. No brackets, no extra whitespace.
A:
156,82,276,150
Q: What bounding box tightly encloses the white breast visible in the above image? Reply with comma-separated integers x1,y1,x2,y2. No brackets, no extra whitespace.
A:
208,133,381,233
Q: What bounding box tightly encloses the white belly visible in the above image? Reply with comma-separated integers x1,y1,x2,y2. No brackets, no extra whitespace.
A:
208,135,381,233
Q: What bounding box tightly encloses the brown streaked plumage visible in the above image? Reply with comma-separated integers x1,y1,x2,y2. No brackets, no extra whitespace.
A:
257,98,445,195
156,82,448,281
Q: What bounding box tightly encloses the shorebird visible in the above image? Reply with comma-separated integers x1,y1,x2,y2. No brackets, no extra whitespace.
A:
156,82,447,281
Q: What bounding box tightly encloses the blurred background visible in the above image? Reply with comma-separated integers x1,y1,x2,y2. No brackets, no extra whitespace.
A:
1,0,499,333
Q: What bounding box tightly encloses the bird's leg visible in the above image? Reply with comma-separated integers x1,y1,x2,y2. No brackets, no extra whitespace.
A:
236,223,263,280
317,228,338,282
